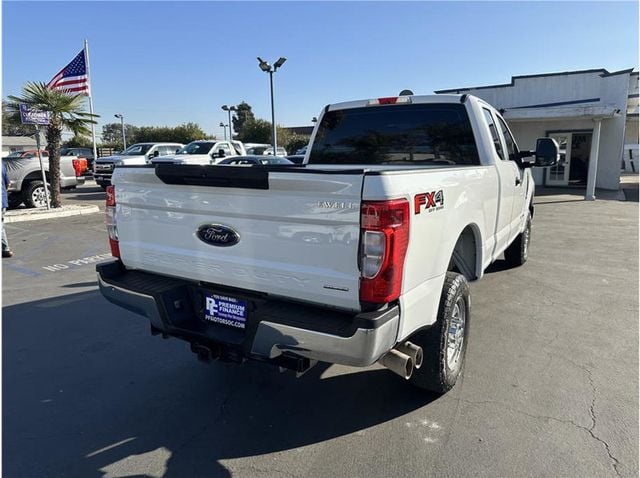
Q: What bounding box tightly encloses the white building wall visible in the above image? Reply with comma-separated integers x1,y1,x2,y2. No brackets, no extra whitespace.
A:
436,69,634,190
596,73,632,189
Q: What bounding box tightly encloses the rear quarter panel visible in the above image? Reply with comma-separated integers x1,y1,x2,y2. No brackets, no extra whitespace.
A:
363,166,499,340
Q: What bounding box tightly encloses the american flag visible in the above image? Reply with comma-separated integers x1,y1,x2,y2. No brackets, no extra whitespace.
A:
47,49,90,96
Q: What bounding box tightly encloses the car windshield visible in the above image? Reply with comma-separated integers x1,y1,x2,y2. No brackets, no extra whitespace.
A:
308,103,480,166
176,142,214,155
121,144,153,156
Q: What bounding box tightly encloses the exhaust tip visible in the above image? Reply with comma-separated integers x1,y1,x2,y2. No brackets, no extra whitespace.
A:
397,341,423,370
379,349,414,380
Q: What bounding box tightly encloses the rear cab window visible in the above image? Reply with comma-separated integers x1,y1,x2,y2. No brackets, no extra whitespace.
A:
308,103,480,166
481,108,506,160
495,115,519,161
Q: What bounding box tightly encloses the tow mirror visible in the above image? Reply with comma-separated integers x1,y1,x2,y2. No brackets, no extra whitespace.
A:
519,137,560,168
533,138,559,167
153,150,160,157
218,150,225,158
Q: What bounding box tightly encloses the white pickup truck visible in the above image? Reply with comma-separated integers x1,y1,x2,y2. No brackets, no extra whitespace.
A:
151,140,245,165
97,94,558,393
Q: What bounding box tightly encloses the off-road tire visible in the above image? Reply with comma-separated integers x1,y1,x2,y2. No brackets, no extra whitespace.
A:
409,272,470,394
22,180,50,208
504,212,531,267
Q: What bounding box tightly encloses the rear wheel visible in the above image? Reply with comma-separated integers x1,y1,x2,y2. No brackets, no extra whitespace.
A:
504,212,531,267
409,272,470,393
22,181,50,208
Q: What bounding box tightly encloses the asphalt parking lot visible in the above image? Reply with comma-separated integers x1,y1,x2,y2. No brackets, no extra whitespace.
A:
2,184,638,478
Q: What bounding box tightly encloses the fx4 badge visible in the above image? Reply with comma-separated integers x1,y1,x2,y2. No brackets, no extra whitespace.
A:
415,190,444,214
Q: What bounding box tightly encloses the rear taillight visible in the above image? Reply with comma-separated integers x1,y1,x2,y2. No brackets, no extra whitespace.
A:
105,185,120,258
71,158,87,177
359,199,410,304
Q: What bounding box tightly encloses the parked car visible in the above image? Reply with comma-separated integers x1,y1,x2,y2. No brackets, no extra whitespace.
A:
263,146,288,156
60,147,95,171
295,145,308,155
151,140,239,165
94,143,183,189
5,150,87,208
97,94,558,394
218,155,293,166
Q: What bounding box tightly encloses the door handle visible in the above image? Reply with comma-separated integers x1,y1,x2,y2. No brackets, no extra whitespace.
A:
515,177,522,186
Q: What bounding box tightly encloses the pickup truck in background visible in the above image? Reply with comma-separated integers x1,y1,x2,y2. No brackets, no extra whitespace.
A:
93,143,183,189
5,150,87,208
97,94,558,393
150,140,243,165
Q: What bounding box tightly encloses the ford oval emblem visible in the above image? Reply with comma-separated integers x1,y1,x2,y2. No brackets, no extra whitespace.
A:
196,224,240,247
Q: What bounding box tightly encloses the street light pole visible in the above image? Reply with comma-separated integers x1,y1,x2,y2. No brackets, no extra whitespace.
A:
269,70,277,155
219,122,227,140
221,105,237,141
257,56,286,155
114,114,126,150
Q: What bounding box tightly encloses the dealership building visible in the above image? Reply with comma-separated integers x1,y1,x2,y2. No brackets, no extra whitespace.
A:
436,68,639,197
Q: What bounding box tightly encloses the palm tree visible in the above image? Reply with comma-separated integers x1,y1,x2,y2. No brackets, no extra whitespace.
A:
5,82,97,207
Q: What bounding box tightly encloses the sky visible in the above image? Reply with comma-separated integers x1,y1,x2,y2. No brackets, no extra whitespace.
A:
2,1,638,141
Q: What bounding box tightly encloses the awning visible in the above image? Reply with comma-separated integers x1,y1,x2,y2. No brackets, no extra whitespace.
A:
503,105,621,122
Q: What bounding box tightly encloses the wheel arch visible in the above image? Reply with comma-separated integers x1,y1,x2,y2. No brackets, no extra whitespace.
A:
22,170,51,184
448,223,483,281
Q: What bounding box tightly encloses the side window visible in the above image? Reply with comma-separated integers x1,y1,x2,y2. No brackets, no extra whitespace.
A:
496,116,519,161
482,108,505,160
218,143,232,154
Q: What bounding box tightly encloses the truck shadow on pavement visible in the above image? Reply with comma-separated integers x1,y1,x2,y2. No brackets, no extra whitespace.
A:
3,291,438,478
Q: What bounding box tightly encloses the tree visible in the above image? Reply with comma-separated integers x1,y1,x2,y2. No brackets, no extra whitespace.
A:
64,134,93,148
132,122,208,144
283,133,310,155
2,100,36,137
237,118,272,144
232,101,255,136
101,122,137,149
5,82,97,207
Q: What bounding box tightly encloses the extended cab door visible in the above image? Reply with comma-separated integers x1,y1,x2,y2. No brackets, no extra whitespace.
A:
495,114,528,240
480,107,518,254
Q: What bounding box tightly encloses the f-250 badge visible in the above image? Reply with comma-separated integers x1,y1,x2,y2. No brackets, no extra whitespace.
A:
415,190,444,214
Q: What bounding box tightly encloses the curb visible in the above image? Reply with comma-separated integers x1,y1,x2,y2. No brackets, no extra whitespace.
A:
4,205,101,223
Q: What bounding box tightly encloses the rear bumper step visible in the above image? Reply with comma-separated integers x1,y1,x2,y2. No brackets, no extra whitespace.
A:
96,260,399,367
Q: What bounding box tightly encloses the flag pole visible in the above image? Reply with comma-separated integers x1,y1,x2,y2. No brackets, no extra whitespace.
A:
84,39,98,165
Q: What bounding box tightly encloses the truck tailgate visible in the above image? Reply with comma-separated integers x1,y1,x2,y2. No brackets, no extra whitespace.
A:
113,165,365,311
